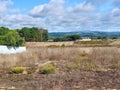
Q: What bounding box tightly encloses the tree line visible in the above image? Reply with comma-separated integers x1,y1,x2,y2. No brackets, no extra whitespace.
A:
53,34,81,42
0,27,48,47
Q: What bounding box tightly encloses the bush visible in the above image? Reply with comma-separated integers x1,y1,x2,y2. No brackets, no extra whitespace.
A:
61,44,65,47
112,62,120,69
66,63,79,70
80,51,89,57
39,64,56,74
11,67,26,74
86,62,94,70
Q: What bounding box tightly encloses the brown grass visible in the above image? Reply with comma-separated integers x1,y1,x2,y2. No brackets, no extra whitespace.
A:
0,46,120,89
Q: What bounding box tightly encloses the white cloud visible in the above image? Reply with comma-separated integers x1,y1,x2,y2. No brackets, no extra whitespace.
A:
0,0,13,13
29,0,65,17
67,2,95,13
0,0,120,32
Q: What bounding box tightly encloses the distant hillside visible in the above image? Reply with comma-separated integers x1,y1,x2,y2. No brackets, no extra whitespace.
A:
49,31,120,39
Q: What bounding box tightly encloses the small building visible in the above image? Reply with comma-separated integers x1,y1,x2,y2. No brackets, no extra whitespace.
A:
76,37,92,41
0,45,26,54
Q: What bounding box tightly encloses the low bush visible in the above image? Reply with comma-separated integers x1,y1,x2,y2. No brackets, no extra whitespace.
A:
11,66,26,74
39,64,56,74
80,51,89,57
66,63,79,70
61,44,65,47
86,62,94,70
112,62,120,69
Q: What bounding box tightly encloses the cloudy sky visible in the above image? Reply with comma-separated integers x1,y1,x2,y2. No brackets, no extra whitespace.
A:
0,0,120,32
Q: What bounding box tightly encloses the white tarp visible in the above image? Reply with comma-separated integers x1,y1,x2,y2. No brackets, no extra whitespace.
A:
0,45,26,54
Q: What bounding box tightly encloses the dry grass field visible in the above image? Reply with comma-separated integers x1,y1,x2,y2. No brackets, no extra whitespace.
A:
0,42,120,90
26,41,74,47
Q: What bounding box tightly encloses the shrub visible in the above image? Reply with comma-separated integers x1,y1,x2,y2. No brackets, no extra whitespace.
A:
97,67,106,72
66,63,79,70
80,51,89,57
61,44,65,47
112,62,120,69
86,62,94,70
11,66,26,74
39,64,56,74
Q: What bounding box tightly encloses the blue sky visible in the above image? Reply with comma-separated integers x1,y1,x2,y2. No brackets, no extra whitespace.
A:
0,0,120,32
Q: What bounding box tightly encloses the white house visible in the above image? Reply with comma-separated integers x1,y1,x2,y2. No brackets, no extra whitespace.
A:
76,37,92,41
0,45,26,54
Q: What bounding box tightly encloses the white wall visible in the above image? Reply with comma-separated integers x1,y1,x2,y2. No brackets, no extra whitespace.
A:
0,45,26,54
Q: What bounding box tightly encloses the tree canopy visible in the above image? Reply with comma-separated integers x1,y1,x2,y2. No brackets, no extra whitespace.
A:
53,34,81,42
0,27,49,47
18,27,48,42
0,27,25,47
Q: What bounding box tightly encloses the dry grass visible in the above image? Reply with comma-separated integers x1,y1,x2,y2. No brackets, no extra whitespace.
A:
26,41,74,47
0,47,120,69
0,47,91,68
0,46,120,89
75,40,112,47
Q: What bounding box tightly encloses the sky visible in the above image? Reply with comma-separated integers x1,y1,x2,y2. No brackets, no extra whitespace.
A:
0,0,120,32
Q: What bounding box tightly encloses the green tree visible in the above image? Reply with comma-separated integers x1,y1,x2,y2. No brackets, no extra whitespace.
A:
5,31,25,47
19,27,48,42
0,27,9,35
66,34,81,41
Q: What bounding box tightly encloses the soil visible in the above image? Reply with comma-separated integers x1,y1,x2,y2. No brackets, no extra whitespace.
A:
0,70,119,90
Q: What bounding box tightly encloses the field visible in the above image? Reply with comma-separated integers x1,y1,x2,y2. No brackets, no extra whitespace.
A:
0,41,120,90
26,40,118,47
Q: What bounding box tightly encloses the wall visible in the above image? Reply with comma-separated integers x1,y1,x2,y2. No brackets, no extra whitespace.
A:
0,45,26,54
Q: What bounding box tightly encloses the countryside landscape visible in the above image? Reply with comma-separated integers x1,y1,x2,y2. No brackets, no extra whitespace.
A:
0,0,120,90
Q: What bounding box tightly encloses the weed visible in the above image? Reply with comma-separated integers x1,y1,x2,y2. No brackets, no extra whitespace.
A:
66,63,79,70
61,43,65,47
80,51,89,57
39,64,56,74
11,66,26,74
85,62,94,70
112,62,120,69
97,67,106,72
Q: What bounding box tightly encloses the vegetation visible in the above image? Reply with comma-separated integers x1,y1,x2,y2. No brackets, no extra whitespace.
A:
75,40,112,47
0,47,119,89
39,64,56,74
53,34,81,42
18,27,48,42
0,27,25,47
11,66,26,74
0,27,49,47
61,43,65,47
112,62,120,69
50,31,120,40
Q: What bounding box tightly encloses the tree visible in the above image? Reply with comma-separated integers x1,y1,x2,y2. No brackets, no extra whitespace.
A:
0,27,9,35
66,34,81,41
19,27,48,42
53,34,81,42
39,29,48,42
5,31,25,47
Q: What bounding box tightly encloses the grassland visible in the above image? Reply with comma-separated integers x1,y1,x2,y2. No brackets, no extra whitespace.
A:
0,42,119,90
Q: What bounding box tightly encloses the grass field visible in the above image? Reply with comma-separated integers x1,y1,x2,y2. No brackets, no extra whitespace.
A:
26,40,116,47
0,43,119,89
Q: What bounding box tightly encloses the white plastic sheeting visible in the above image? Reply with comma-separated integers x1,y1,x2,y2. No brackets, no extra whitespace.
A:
0,45,26,54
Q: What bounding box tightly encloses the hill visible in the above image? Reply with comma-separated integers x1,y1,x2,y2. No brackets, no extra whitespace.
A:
49,31,120,39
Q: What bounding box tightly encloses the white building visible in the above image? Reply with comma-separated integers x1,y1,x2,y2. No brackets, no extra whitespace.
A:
0,45,26,54
76,37,92,41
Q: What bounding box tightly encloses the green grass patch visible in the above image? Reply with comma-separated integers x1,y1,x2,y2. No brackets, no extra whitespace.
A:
11,66,26,74
112,62,120,69
39,64,56,74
